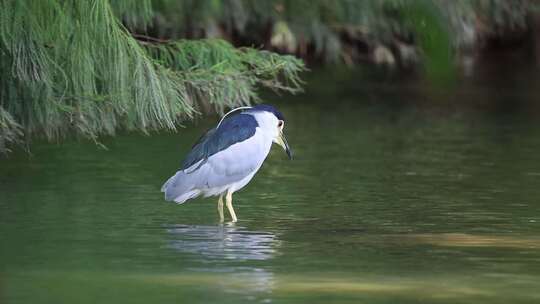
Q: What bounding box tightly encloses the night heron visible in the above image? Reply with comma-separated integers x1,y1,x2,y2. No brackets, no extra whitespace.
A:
161,104,292,222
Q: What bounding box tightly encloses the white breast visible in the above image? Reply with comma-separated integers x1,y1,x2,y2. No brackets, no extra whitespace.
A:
200,125,273,197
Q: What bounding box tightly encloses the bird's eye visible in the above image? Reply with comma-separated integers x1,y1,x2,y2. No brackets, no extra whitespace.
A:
278,120,284,127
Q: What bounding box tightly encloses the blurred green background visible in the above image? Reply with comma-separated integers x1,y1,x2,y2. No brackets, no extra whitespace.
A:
2,0,540,151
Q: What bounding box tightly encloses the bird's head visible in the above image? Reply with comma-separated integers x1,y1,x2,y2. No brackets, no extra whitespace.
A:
247,104,292,160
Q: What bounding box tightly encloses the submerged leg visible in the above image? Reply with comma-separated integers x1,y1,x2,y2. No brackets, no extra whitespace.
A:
225,190,238,222
217,194,224,222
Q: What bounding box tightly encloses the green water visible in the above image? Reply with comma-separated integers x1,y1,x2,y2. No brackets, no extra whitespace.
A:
2,65,540,303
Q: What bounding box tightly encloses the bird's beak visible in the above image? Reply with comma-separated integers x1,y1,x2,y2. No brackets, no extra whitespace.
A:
276,132,292,160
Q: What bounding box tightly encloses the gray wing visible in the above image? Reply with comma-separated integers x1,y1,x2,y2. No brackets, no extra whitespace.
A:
162,128,269,203
181,114,258,170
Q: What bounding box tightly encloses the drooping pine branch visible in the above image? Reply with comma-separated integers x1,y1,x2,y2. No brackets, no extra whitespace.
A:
0,0,305,153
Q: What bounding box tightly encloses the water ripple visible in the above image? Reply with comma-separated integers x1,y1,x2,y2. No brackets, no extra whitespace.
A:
166,224,279,261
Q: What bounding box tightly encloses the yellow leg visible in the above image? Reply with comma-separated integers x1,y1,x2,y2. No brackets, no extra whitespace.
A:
217,194,224,222
225,190,237,222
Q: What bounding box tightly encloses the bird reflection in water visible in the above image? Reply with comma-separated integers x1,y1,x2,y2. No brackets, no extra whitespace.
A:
166,224,279,261
166,224,278,299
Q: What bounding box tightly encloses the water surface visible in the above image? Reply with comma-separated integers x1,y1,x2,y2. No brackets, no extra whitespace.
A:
2,63,540,303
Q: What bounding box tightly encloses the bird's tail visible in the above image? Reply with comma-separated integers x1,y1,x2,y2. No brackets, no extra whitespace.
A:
161,171,201,204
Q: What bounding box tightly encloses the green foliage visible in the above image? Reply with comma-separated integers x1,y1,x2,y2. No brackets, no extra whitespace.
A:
2,0,537,153
148,0,539,63
0,0,305,153
399,1,454,84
